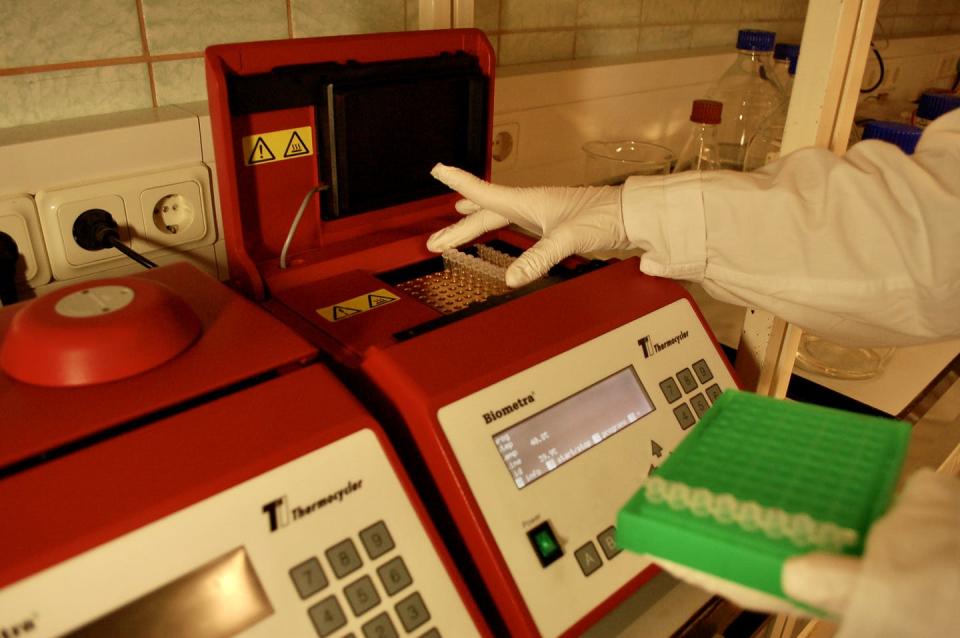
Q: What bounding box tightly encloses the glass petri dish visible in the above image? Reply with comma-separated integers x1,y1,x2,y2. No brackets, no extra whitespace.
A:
583,140,674,185
795,334,895,380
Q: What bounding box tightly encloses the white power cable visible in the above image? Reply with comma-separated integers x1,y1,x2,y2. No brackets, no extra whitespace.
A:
280,186,323,270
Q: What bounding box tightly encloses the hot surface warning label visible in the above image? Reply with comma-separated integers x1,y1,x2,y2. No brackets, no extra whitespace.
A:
317,289,400,322
242,126,314,166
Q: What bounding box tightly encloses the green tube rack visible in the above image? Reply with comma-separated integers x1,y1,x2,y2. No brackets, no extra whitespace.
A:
616,390,911,608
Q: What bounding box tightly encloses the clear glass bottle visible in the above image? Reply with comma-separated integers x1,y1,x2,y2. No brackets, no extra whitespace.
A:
773,42,800,96
673,99,723,173
706,30,785,171
795,120,923,380
913,91,960,128
743,45,799,172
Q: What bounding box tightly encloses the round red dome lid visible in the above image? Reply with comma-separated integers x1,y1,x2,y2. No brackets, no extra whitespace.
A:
1,277,202,387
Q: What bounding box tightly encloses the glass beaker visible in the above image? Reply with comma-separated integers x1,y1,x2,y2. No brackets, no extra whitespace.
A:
582,140,674,185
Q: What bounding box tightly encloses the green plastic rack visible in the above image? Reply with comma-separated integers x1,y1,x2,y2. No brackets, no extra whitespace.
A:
617,390,911,608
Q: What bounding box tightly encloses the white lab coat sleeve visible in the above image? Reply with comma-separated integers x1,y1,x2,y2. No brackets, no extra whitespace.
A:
620,109,960,346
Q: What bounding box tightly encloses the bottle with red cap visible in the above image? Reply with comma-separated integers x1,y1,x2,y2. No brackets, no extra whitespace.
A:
673,99,724,173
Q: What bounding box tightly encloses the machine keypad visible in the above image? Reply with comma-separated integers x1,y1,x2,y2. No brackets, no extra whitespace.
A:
596,526,621,560
294,521,436,637
362,612,398,638
706,383,723,403
676,368,698,393
308,595,347,636
326,538,363,579
574,541,603,577
692,359,713,384
377,556,413,596
360,520,395,560
690,393,710,418
666,358,728,429
291,557,329,599
673,404,696,430
658,377,682,403
395,592,431,632
345,575,381,617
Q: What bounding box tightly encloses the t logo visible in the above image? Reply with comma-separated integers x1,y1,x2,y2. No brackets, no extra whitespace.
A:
638,336,652,358
262,496,289,532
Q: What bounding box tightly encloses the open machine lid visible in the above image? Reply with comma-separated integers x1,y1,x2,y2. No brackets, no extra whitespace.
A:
206,30,495,299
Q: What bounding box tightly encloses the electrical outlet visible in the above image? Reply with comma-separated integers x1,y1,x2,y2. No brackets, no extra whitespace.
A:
134,165,210,254
36,165,215,282
492,122,520,170
0,194,51,290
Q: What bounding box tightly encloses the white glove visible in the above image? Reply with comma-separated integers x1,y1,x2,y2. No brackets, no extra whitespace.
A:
428,163,632,287
782,468,960,637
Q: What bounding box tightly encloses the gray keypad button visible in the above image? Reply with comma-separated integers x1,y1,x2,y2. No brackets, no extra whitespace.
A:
344,575,381,617
676,368,698,393
673,403,696,430
692,359,714,384
326,538,363,579
362,612,398,638
574,541,603,577
290,557,329,599
658,377,682,403
706,383,723,403
420,630,441,638
360,520,396,560
308,595,347,637
377,556,413,596
597,526,621,560
690,392,710,418
395,592,431,632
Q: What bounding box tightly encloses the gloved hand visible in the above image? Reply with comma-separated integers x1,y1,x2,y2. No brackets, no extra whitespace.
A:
781,468,960,637
428,163,632,287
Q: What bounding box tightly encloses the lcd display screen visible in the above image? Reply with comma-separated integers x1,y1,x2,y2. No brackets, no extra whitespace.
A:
492,367,655,489
67,548,272,638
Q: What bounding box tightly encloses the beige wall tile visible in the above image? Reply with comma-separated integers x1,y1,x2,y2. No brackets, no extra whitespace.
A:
643,0,696,25
577,0,641,27
576,28,638,58
475,0,501,32
780,0,808,21
501,0,577,30
0,0,142,67
406,0,419,30
143,0,287,55
741,0,783,21
692,23,738,48
153,58,207,105
499,31,574,64
878,0,899,17
293,0,405,37
695,0,742,23
0,64,152,128
776,21,805,42
639,25,693,52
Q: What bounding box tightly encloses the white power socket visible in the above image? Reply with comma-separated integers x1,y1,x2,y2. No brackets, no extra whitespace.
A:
36,165,215,281
0,194,51,292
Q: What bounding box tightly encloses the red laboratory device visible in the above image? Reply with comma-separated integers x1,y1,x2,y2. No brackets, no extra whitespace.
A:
0,264,488,637
207,30,740,637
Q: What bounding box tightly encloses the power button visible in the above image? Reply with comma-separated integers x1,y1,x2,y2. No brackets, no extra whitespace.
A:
527,521,563,567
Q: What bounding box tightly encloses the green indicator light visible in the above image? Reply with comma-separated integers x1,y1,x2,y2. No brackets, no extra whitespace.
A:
535,530,558,557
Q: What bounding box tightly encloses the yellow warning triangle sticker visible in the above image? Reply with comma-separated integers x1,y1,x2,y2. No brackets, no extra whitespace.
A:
284,131,310,158
332,306,361,320
368,293,397,308
247,137,276,165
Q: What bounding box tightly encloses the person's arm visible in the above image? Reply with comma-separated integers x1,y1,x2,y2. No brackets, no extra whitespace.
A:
430,109,960,346
624,108,960,346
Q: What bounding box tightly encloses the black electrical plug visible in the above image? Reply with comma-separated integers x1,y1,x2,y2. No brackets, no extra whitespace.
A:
72,209,157,269
0,231,19,306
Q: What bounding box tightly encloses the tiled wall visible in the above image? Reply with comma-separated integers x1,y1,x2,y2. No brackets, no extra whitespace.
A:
2,0,960,129
0,0,418,128
478,0,960,65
